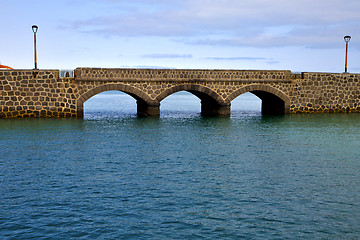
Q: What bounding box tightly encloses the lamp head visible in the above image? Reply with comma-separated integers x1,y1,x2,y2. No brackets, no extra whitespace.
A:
344,35,351,43
32,25,38,34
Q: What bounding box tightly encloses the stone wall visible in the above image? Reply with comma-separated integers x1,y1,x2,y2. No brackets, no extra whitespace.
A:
1,68,360,118
290,72,360,113
0,70,77,118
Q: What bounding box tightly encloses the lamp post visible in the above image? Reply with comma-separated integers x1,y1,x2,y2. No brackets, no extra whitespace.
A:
32,25,38,70
344,35,351,73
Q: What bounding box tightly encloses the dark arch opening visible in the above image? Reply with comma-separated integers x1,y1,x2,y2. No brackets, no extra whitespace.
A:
251,91,286,115
189,90,228,116
226,85,290,115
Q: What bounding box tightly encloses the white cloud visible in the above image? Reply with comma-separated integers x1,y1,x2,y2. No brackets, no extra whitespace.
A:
67,0,360,49
141,54,193,59
1,0,358,71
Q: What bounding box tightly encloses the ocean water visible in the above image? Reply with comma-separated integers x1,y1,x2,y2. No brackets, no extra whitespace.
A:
1,91,360,239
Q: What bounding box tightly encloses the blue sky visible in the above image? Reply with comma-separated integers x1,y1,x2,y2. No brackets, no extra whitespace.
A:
1,0,359,73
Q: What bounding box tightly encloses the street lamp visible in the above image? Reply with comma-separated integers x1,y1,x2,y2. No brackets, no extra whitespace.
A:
32,25,38,70
344,35,351,73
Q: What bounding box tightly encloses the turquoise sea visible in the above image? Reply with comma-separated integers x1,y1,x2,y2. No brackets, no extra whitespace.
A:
1,91,360,239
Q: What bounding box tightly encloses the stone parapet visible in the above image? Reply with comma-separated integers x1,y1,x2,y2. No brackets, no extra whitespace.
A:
75,68,291,82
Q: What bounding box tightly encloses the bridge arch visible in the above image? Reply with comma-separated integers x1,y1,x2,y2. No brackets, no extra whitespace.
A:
226,84,290,114
156,84,230,116
76,84,158,117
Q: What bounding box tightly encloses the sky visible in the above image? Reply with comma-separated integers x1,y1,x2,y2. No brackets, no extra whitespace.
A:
1,0,359,73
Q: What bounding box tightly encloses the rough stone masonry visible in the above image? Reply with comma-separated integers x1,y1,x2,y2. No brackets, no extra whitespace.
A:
0,68,360,118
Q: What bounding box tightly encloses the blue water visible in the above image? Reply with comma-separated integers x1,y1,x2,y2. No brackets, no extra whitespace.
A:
1,91,360,239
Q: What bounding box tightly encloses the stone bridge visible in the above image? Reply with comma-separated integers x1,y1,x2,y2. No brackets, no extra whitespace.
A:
1,68,360,118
